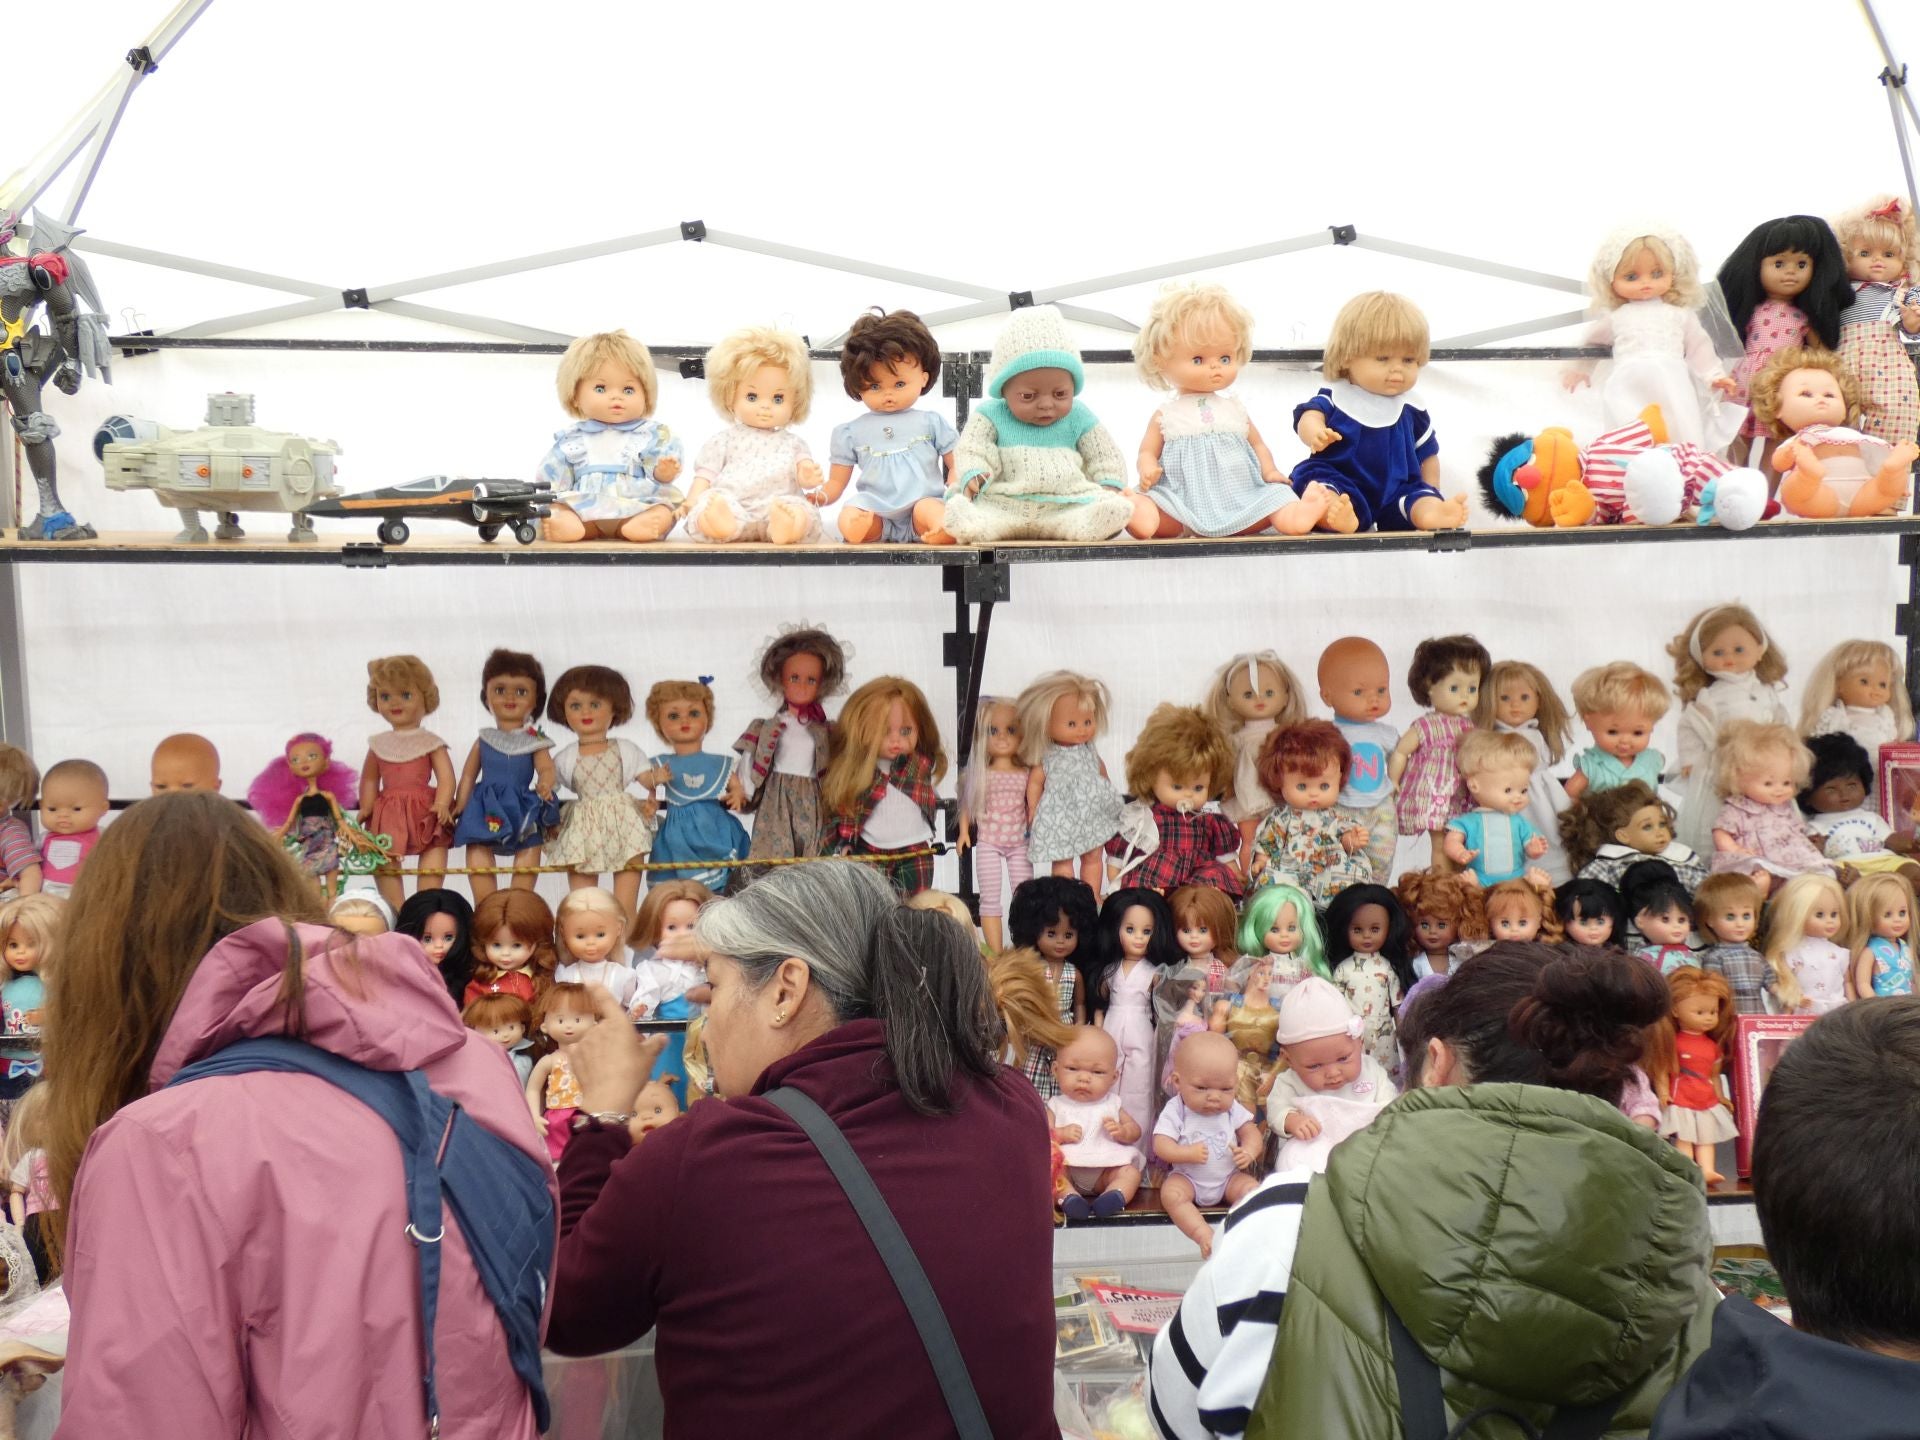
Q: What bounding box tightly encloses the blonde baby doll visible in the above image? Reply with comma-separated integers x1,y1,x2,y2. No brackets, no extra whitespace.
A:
1264,977,1398,1174
1800,639,1912,794
1443,729,1552,890
1110,703,1241,895
537,329,683,543
1669,603,1791,852
1152,1030,1260,1256
525,982,601,1163
1047,1025,1144,1221
820,677,948,897
1708,721,1832,896
1831,194,1920,449
685,326,824,545
1476,660,1575,884
553,886,636,1011
1748,346,1914,519
1203,650,1309,873
1561,661,1671,803
1127,283,1337,539
0,895,56,1118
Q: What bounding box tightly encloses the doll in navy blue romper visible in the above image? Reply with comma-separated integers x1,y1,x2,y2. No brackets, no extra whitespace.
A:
1291,291,1468,533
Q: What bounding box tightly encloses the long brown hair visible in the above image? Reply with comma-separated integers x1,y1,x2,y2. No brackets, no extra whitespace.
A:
821,676,947,821
43,793,325,1263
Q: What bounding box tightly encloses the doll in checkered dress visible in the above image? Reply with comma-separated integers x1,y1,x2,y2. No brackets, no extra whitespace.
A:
819,677,946,897
1105,704,1242,896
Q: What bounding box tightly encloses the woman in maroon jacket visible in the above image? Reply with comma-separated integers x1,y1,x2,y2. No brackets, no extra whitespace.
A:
550,860,1057,1438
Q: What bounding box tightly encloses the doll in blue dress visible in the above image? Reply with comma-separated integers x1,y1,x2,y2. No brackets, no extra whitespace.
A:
642,678,750,892
1291,292,1468,533
451,648,560,902
537,330,684,544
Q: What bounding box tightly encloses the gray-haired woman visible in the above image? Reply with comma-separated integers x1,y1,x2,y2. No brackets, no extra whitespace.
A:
548,861,1056,1438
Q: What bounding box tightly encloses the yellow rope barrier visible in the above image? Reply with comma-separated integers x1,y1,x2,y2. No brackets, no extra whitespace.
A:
372,845,945,879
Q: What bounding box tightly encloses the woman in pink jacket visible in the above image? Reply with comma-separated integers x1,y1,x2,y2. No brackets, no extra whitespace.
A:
43,793,556,1439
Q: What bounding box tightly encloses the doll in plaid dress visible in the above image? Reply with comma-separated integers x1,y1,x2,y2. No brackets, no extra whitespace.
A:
1390,635,1492,872
819,677,946,896
1105,704,1242,896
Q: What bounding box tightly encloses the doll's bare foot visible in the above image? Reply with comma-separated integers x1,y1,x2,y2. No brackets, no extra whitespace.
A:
1854,446,1918,516
695,495,741,541
542,507,588,543
912,498,956,545
1318,491,1360,534
1273,484,1329,536
767,500,813,546
619,505,676,543
1701,1160,1726,1186
839,507,883,544
1411,494,1469,530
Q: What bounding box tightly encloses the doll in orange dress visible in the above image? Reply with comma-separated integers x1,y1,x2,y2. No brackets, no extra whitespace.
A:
360,655,455,910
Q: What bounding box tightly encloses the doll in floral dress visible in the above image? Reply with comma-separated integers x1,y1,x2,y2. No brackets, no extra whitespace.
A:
1389,635,1491,872
545,664,655,918
1324,884,1415,1075
1708,722,1833,897
1250,720,1373,904
685,326,824,545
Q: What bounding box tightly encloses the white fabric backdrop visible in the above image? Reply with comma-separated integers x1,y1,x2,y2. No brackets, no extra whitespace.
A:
7,0,1917,895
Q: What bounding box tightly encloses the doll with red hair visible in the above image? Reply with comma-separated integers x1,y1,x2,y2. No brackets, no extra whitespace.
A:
1644,965,1738,1185
1249,720,1373,904
1106,704,1241,895
1394,868,1487,979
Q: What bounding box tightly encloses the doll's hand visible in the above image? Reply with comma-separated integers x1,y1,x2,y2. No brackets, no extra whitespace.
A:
1524,835,1548,859
1255,1070,1276,1099
1056,1123,1083,1144
1231,1139,1260,1170
1297,414,1341,454
1562,369,1590,392
956,820,972,851
1249,851,1269,878
796,459,823,489
804,487,829,506
536,778,554,801
1709,375,1739,398
1442,832,1475,866
1137,456,1163,488
724,775,746,811
1100,1117,1127,1139
655,456,681,485
963,474,986,500
1283,1111,1322,1141
1183,1142,1212,1165
641,799,660,822
1340,826,1369,853
1262,465,1290,486
433,797,455,825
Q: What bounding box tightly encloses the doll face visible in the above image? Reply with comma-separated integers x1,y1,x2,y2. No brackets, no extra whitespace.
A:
1115,904,1156,960
1171,1040,1240,1115
1343,348,1421,399
1806,893,1844,940
732,364,798,430
1227,663,1290,723
418,912,460,964
656,898,703,949
1052,1033,1118,1102
780,652,825,710
1493,679,1539,728
1036,912,1078,963
1700,623,1762,676
485,672,541,728
1564,909,1614,947
1176,920,1215,959
1615,802,1673,854
1158,323,1241,395
1673,990,1723,1036
1466,763,1531,816
562,688,613,740
657,696,711,747
1706,896,1757,944
1740,754,1798,807
1637,905,1691,946
1282,757,1344,812
878,700,918,760
1263,904,1302,956
542,1004,598,1045
1759,249,1814,300
1773,367,1849,431
635,1080,680,1129
1806,770,1868,814
1153,769,1211,814
39,772,108,836
1346,903,1390,956
1047,694,1098,747
573,359,650,426
561,907,621,965
1585,710,1653,764
3,926,37,976
287,741,329,780
485,926,535,973
151,737,218,794
1847,239,1905,286
860,357,928,414
1245,958,1274,992
983,703,1021,760
1837,662,1893,711
1611,245,1673,303
1282,1031,1363,1093
1873,891,1911,940
1322,652,1392,723
1414,910,1457,955
1427,665,1481,718
480,1017,526,1049
374,682,427,729
1003,367,1076,427
1488,905,1540,942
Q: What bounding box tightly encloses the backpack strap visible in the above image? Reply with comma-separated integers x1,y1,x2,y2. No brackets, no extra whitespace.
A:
1385,1301,1627,1440
764,1085,992,1440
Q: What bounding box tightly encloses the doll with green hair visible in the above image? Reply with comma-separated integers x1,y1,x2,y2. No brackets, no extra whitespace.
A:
1220,884,1329,1113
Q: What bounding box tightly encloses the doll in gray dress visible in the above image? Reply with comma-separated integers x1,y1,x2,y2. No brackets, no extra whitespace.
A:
1016,671,1123,890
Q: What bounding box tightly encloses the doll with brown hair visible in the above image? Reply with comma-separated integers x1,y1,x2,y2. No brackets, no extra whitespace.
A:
1169,884,1240,999
1846,870,1916,999
1016,671,1122,890
1748,346,1914,518
821,676,947,896
814,308,955,543
525,982,601,1163
1394,869,1487,979
360,655,454,910
1562,662,1671,803
1692,872,1768,1014
1109,704,1241,895
247,734,384,897
958,695,1030,951
37,759,107,899
1389,635,1491,870
1669,603,1791,852
1830,194,1920,449
643,678,749,892
537,329,684,543
1801,639,1913,787
1204,650,1309,873
1708,721,1832,896
1483,876,1563,946
463,992,535,1083
1250,720,1372,904
1290,291,1468,531
1127,282,1341,539
1319,637,1400,880
0,746,37,898
1643,966,1738,1184
450,648,557,902
545,664,654,917
462,888,557,1009
1559,780,1706,893
1443,729,1552,890
734,625,846,883
685,325,823,545
628,878,713,1103
1477,660,1575,883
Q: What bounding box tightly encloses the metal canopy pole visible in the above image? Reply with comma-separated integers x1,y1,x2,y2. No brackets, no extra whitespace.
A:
1860,0,1920,211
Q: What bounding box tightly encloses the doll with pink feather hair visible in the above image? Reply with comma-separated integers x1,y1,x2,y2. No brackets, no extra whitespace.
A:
246,733,386,895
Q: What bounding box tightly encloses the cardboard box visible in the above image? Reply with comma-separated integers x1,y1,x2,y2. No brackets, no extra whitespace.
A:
1729,1013,1815,1178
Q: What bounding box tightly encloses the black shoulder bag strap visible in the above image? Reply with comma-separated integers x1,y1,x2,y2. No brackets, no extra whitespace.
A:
1386,1301,1627,1440
765,1085,992,1440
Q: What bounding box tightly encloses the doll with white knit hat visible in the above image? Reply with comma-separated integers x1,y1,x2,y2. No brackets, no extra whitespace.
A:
1264,976,1398,1153
940,305,1135,544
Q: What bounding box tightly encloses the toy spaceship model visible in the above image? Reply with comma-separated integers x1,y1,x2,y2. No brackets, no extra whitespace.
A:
301,474,553,545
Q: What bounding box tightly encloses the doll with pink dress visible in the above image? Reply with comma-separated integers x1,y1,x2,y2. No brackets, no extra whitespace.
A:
1831,195,1920,450
1708,721,1833,897
958,696,1031,953
359,655,455,910
1389,635,1491,871
1090,887,1179,1163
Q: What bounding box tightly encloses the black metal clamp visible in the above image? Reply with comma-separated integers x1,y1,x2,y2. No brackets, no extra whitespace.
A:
125,46,158,75
341,288,370,310
1330,224,1357,245
680,220,707,242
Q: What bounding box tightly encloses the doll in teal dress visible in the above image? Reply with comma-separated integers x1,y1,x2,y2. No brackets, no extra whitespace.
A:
1562,661,1672,803
643,679,749,892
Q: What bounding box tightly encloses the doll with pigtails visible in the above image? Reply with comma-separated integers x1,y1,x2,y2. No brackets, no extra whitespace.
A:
685,326,825,545
1203,650,1308,875
1107,704,1242,896
1800,640,1913,797
1831,195,1920,449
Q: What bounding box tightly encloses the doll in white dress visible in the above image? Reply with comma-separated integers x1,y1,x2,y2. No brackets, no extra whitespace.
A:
1668,603,1791,854
1478,660,1576,885
685,326,824,546
1801,639,1911,807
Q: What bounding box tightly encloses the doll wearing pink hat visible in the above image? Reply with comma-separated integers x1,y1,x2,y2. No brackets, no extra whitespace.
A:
1264,977,1399,1167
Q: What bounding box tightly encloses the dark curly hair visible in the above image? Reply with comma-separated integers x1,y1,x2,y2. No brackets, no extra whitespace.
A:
1557,780,1671,873
839,308,941,399
1006,875,1098,962
1407,634,1492,705
1799,732,1872,814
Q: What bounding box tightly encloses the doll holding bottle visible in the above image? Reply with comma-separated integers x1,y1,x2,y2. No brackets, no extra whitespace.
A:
1561,662,1671,803
1389,635,1491,870
1477,660,1575,884
1708,722,1832,896
1846,871,1915,999
1110,704,1242,895
1016,672,1123,891
1831,195,1920,449
1204,650,1308,873
1090,887,1179,1158
1395,870,1486,980
450,648,557,903
1564,224,1743,451
813,309,955,543
1669,603,1791,853
360,656,454,910
1748,347,1914,518
1006,875,1097,1097
734,625,846,882
1763,872,1850,1015
545,664,655,918
1319,637,1399,880
958,696,1031,951
537,330,684,543
247,733,380,895
643,678,749,892
1126,283,1337,538
1291,291,1466,532
685,326,824,545
1643,967,1737,1185
463,888,558,1009
1249,720,1373,904
820,676,946,896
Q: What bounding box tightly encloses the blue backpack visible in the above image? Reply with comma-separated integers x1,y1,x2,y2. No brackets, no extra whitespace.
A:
167,1035,556,1433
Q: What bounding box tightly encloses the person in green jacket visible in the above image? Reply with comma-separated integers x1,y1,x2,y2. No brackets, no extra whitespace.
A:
1246,945,1720,1440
